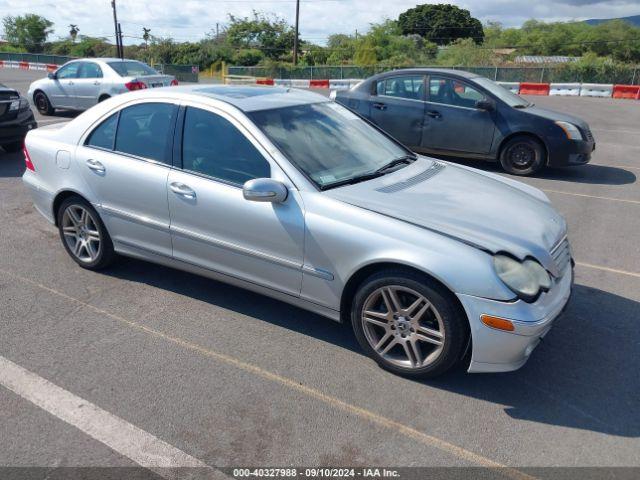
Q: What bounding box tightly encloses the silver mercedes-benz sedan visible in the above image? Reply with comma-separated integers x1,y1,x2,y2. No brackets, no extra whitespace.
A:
22,85,573,378
27,58,176,115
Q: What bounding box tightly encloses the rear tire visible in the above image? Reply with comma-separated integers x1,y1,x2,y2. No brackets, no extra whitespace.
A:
34,91,54,116
57,196,116,270
351,269,468,378
98,94,110,103
499,135,545,176
2,141,22,153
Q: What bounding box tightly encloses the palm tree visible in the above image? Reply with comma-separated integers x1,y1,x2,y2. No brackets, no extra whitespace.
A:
69,24,79,43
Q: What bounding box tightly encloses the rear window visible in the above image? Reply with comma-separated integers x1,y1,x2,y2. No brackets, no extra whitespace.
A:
108,61,157,77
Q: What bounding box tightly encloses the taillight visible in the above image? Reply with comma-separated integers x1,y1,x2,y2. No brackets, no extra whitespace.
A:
170,79,178,86
23,143,35,171
124,81,147,91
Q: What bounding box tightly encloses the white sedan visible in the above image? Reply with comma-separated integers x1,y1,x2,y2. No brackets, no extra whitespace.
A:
27,58,177,115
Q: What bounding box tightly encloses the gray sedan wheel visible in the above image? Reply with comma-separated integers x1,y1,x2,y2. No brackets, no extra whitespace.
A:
57,196,116,270
352,270,468,378
34,91,54,116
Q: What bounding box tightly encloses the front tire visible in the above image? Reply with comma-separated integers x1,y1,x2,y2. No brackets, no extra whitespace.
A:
57,196,116,270
351,270,468,378
34,91,54,116
499,135,546,176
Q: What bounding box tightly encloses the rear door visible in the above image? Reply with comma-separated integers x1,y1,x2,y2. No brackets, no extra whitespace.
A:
77,101,178,256
421,75,495,155
49,62,80,108
74,62,104,110
368,75,425,148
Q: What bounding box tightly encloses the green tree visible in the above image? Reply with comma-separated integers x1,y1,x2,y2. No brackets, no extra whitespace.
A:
2,14,53,52
226,11,297,60
397,4,484,45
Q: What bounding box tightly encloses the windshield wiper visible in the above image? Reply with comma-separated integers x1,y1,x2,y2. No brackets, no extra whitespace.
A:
320,154,417,191
373,154,417,174
320,171,386,190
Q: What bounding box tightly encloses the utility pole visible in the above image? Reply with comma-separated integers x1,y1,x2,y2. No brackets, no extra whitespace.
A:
216,23,219,40
117,23,124,59
293,0,300,65
111,0,123,59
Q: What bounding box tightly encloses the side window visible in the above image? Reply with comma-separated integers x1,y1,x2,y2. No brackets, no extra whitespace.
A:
86,113,118,150
429,76,486,108
182,107,270,185
56,63,80,79
78,62,103,79
115,103,177,163
380,76,423,100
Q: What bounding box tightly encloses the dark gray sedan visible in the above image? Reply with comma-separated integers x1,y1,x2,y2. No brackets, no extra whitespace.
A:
333,68,595,175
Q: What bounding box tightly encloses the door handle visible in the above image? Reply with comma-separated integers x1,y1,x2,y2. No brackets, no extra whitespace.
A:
85,158,105,173
426,110,441,118
169,182,196,199
372,102,387,111
93,81,101,85
67,81,74,85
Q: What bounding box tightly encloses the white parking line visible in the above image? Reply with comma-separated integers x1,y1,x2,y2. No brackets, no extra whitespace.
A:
577,262,640,279
542,189,640,205
0,355,224,478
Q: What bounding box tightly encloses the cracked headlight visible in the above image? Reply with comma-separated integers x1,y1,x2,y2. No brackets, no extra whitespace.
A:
494,254,551,301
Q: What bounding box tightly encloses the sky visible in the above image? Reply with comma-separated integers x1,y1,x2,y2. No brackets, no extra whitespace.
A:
2,0,639,45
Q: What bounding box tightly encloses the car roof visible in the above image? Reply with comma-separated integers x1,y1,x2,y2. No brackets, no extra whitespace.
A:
123,85,330,112
372,68,480,80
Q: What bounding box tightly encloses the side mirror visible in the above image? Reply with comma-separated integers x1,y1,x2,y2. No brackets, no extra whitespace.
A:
47,72,56,80
243,178,288,203
475,99,495,111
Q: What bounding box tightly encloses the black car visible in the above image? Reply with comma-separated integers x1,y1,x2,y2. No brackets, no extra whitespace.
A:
0,83,37,153
333,68,595,175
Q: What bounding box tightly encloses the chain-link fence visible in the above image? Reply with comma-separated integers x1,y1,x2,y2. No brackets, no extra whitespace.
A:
228,65,640,84
152,64,199,83
0,52,74,65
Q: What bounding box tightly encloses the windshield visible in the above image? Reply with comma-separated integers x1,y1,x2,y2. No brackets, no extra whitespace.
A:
249,102,410,189
108,61,158,77
472,77,531,107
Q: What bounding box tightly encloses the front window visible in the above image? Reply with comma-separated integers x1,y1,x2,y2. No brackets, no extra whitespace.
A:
56,63,80,79
108,61,158,77
182,107,270,185
249,102,411,189
428,76,486,108
471,77,531,108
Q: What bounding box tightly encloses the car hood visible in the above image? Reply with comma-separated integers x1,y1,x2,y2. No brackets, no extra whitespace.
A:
324,158,567,274
523,105,589,130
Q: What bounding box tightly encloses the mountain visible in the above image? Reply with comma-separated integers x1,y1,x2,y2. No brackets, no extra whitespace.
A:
584,15,640,27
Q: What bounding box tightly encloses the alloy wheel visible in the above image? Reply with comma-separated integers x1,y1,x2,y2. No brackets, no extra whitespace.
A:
361,285,445,369
61,205,102,263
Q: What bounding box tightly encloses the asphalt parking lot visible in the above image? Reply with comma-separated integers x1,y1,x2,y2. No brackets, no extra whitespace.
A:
1,68,639,478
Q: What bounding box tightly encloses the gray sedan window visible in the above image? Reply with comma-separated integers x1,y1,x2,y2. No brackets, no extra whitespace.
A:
78,62,103,79
181,107,270,185
56,63,80,79
115,103,177,164
85,113,118,150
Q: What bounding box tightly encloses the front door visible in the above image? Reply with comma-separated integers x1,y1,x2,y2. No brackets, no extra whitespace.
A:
77,101,178,256
368,75,425,148
49,62,79,109
74,62,103,110
168,105,305,296
421,75,495,155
